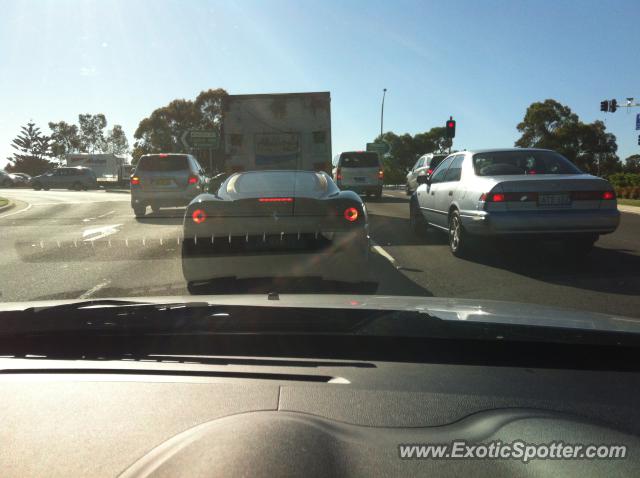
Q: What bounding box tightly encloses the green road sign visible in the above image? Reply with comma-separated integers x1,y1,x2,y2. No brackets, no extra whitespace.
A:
181,130,220,150
366,141,391,155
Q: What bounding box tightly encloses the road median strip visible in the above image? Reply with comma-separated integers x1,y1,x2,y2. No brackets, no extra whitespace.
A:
0,198,15,214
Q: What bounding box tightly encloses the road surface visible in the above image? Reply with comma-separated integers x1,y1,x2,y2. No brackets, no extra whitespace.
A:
1,188,639,318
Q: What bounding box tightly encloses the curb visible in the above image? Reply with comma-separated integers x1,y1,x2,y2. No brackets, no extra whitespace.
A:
619,205,640,216
0,201,15,214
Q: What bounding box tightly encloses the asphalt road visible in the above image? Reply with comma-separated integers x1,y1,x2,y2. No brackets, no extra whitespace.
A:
1,188,639,318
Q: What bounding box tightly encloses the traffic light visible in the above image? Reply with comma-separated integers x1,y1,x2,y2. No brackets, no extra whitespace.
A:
446,117,456,138
610,99,618,113
600,100,609,112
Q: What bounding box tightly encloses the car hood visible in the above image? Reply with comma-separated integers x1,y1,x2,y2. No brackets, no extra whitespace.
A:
0,295,638,334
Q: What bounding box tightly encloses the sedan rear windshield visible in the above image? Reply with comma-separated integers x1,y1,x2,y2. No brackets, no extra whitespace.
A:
473,151,582,176
137,155,189,172
339,153,380,168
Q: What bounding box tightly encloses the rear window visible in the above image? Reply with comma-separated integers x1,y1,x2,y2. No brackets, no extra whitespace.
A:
339,152,380,168
473,151,582,176
428,155,447,168
228,171,328,194
137,155,189,172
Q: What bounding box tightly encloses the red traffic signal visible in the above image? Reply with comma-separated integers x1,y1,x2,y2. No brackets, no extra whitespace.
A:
445,118,456,138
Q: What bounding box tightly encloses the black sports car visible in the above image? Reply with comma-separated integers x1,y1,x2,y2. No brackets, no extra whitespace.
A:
182,170,371,290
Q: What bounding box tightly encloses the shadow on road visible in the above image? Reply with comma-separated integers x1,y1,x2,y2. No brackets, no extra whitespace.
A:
369,214,447,247
136,208,186,226
364,195,409,205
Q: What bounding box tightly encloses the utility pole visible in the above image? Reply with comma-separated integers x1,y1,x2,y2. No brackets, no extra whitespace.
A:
380,88,387,139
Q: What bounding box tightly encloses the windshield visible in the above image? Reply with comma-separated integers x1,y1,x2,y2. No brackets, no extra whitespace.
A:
473,151,582,176
0,0,638,344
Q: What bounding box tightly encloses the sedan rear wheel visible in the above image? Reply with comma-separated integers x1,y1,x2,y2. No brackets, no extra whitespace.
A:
33,182,42,191
133,206,146,218
72,182,83,191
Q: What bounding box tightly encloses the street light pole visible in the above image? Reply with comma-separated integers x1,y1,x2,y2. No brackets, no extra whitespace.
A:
380,88,387,139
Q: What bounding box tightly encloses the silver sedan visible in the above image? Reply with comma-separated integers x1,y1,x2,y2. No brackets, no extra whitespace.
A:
409,148,620,257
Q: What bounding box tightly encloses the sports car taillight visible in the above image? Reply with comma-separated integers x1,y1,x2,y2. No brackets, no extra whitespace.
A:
191,209,207,224
344,207,359,222
130,176,140,186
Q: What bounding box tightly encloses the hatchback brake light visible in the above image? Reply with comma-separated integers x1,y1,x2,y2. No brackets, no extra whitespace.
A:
427,168,433,175
336,167,342,181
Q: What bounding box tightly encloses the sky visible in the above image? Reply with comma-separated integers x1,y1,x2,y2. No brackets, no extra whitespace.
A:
1,0,639,168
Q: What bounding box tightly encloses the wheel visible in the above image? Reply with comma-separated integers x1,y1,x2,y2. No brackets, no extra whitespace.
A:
72,182,83,191
564,235,597,258
33,182,42,191
409,198,428,235
133,205,146,217
448,210,473,257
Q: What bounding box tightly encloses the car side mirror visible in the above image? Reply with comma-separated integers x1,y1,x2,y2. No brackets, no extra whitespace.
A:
416,175,430,186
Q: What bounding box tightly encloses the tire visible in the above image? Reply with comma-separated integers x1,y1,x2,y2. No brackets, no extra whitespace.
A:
33,182,42,191
564,235,597,258
133,205,146,218
72,182,83,191
448,210,472,257
409,198,428,235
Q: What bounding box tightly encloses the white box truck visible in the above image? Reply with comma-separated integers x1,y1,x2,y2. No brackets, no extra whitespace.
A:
222,92,331,173
65,153,131,183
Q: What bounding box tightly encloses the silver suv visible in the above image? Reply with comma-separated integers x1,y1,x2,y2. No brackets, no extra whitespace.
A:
131,153,208,217
32,167,98,191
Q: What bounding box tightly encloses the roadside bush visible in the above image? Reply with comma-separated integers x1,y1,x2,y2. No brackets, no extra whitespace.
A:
615,186,640,199
609,173,640,188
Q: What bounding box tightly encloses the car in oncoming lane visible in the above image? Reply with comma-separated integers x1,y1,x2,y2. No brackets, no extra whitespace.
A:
130,153,209,217
181,170,371,291
409,148,620,257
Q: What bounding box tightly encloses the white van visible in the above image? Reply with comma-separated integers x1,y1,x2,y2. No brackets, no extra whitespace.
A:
332,151,383,198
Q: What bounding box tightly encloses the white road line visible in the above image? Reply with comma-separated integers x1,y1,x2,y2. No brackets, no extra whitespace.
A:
97,210,115,218
82,224,123,242
370,240,398,266
78,280,111,299
0,202,32,219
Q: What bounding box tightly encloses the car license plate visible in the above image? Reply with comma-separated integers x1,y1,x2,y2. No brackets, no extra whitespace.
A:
353,177,366,183
538,193,571,207
154,179,172,186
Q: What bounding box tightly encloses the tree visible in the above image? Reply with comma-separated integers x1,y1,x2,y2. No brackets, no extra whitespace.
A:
373,126,452,183
48,121,81,160
78,113,107,153
624,154,640,174
6,121,55,175
516,100,621,176
133,88,228,158
104,125,129,154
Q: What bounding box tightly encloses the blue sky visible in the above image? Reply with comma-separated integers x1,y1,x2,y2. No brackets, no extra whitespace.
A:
1,0,639,168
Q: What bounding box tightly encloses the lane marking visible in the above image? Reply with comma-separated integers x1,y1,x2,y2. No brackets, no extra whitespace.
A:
79,280,111,299
370,239,398,266
82,224,123,242
0,202,32,219
97,210,115,218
